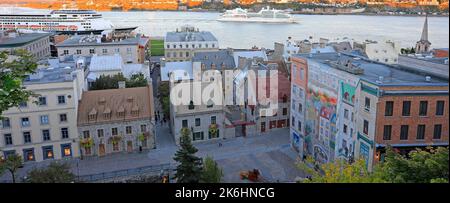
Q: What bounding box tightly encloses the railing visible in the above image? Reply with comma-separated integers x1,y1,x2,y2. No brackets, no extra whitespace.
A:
77,163,176,182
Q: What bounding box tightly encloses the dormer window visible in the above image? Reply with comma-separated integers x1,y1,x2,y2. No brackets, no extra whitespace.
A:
103,107,111,119
88,108,97,121
188,100,194,110
131,105,139,116
117,106,125,117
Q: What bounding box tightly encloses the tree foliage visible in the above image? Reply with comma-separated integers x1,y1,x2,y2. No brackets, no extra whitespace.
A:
173,130,203,183
298,147,449,183
158,82,170,117
27,162,76,183
0,50,38,115
401,47,416,54
0,154,23,183
89,73,147,90
201,156,223,183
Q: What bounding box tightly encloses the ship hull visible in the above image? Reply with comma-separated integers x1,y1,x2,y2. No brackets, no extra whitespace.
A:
217,17,298,24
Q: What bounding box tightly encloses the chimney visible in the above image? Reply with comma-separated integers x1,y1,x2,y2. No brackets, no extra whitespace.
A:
425,76,431,82
118,81,126,89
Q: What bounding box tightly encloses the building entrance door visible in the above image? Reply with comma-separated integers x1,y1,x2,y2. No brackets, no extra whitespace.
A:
99,144,105,156
127,141,133,152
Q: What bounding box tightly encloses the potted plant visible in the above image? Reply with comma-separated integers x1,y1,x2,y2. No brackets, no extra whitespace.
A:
208,124,218,137
80,137,94,148
110,135,122,145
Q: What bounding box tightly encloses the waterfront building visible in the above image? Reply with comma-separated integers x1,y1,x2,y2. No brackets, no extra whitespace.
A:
0,58,87,161
291,52,448,170
353,39,401,64
0,30,51,59
164,25,219,62
56,32,150,64
77,83,156,157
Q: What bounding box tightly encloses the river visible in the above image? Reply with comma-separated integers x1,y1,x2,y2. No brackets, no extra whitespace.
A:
102,11,449,49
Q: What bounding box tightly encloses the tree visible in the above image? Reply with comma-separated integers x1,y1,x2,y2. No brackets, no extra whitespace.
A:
126,72,148,88
297,156,384,183
158,83,170,118
173,128,203,183
26,162,76,183
201,156,223,183
377,147,449,183
0,154,23,183
89,73,147,90
0,50,38,115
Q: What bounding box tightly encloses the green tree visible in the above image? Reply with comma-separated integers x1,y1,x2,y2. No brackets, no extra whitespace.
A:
89,73,148,90
126,73,148,88
201,156,223,183
0,50,38,115
298,156,384,183
158,83,170,117
0,154,23,183
377,147,449,183
173,128,203,183
26,162,76,183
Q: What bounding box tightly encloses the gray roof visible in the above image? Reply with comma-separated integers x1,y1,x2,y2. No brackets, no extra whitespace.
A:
165,31,217,43
294,52,448,86
56,34,141,47
0,33,51,48
24,66,76,85
192,50,235,69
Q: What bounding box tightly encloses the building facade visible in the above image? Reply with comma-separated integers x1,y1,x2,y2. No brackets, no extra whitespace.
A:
0,31,51,59
164,26,219,62
290,52,448,170
0,61,86,162
77,85,156,157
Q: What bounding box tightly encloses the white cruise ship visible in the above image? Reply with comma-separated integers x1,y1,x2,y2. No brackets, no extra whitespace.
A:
0,8,136,34
217,7,298,24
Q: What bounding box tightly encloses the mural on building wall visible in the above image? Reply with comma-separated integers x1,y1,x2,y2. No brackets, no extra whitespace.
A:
305,87,337,164
336,81,357,160
341,82,356,105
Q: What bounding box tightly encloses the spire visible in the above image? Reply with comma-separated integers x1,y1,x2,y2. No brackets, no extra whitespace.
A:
420,15,429,42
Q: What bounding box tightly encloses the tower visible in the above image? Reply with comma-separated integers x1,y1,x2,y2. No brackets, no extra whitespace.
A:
415,15,432,54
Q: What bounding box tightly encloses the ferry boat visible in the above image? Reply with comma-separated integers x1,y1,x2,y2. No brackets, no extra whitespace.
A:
0,9,136,34
217,7,298,24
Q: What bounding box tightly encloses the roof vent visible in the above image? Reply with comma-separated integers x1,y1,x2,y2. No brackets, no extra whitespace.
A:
425,76,431,82
376,76,384,84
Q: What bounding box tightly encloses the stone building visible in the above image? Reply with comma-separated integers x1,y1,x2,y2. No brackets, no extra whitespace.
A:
1,58,86,162
164,26,219,62
415,15,432,54
77,83,155,157
0,30,51,59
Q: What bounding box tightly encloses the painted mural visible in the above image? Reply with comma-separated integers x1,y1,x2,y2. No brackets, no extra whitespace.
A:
336,81,357,160
305,87,337,164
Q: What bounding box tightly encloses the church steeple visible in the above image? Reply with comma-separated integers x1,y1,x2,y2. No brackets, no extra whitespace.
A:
415,15,431,54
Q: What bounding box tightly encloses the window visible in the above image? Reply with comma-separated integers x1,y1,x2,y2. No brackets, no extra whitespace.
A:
298,121,302,132
60,128,69,139
58,95,66,104
433,125,442,139
40,115,49,125
2,118,10,128
436,101,445,116
343,124,348,134
89,49,95,54
63,50,69,55
364,97,370,111
400,125,409,140
167,44,170,49
115,48,120,53
363,120,369,135
300,68,304,80
97,129,104,138
419,101,428,116
61,144,72,157
298,103,303,113
76,49,81,54
402,101,411,116
42,146,54,160
416,125,426,140
195,118,201,127
344,109,349,119
83,130,90,139
140,125,147,133
112,128,118,136
182,120,188,128
186,52,189,57
102,49,107,54
42,130,51,141
38,96,47,106
291,116,295,127
21,117,30,127
193,132,204,141
383,125,392,140
385,101,394,116
4,134,13,145
126,126,132,134
23,148,35,161
19,101,27,108
59,114,67,122
283,108,288,116
211,116,216,125
23,132,31,143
